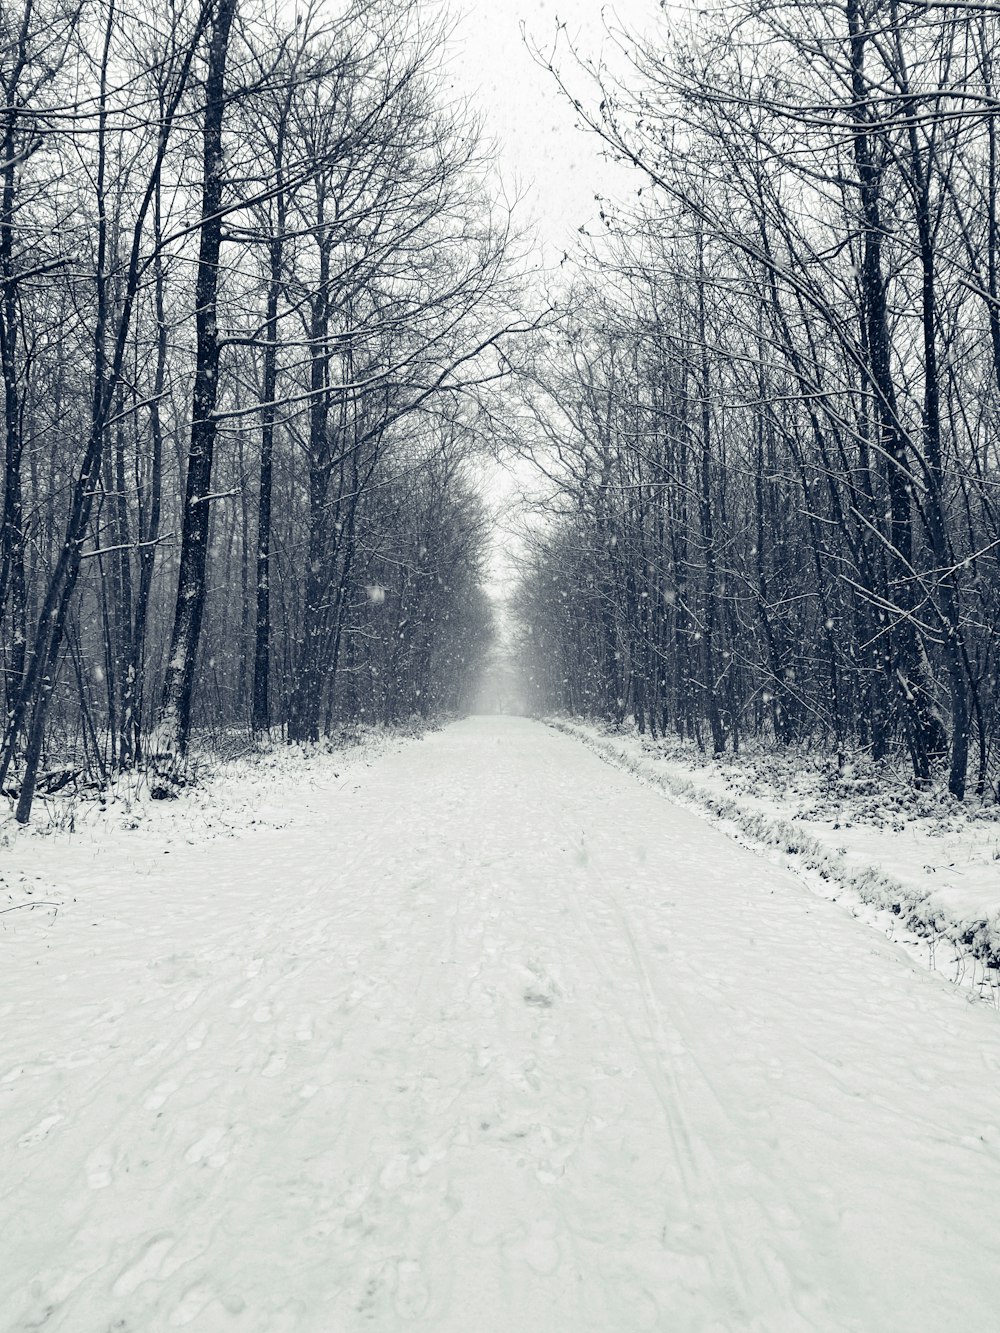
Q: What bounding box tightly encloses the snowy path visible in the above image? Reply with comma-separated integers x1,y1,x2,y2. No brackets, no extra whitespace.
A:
3,716,1000,1331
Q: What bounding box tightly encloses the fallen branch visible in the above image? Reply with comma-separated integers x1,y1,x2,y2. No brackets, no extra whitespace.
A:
0,901,62,915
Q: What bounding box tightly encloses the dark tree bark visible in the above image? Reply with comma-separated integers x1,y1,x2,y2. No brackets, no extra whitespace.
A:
160,0,237,755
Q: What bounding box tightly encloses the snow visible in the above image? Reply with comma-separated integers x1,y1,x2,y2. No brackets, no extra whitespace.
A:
3,715,1000,1330
553,719,1000,992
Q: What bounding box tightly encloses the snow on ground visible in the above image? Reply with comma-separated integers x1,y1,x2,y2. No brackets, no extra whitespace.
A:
553,719,1000,1000
3,715,1000,1331
1,726,414,922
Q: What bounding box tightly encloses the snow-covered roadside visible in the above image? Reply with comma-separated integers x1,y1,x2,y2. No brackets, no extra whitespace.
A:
549,719,1000,1000
5,714,1000,1331
0,726,421,922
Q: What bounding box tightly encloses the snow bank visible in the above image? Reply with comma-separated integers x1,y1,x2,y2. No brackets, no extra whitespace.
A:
549,719,1000,996
0,724,423,922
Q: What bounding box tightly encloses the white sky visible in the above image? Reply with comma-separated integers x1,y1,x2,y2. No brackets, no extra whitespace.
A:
433,2,663,604
438,1,652,266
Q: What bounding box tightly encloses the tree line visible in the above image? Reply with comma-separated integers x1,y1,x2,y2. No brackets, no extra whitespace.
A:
514,0,1000,800
0,0,527,822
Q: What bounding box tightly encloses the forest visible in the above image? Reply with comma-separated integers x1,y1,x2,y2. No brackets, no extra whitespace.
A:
515,0,1000,803
0,0,528,823
7,5,1000,1322
5,0,1000,821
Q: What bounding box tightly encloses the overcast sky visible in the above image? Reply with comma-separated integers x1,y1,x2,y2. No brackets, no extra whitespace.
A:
439,1,652,266
434,2,661,603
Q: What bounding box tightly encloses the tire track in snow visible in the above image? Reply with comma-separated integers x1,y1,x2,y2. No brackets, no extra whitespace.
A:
4,717,1000,1331
549,807,769,1325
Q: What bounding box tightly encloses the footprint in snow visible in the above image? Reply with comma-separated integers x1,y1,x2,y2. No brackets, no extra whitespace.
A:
379,1153,410,1191
516,1219,560,1274
413,1129,454,1174
394,1260,429,1319
186,1021,207,1051
85,1146,115,1189
113,1234,174,1297
145,1079,179,1111
174,986,202,1013
170,1281,217,1326
262,1051,287,1078
26,1260,94,1313
523,990,554,1008
356,1274,386,1318
134,1040,168,1069
61,1047,98,1069
184,1126,227,1167
18,1112,63,1147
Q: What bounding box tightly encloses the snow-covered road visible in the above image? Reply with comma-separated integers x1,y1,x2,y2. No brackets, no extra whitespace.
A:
4,716,1000,1331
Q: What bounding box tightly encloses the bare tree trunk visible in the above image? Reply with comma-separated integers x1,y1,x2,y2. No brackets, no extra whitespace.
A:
847,0,944,782
132,175,167,761
251,176,286,734
0,11,31,741
160,0,237,755
696,235,726,755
